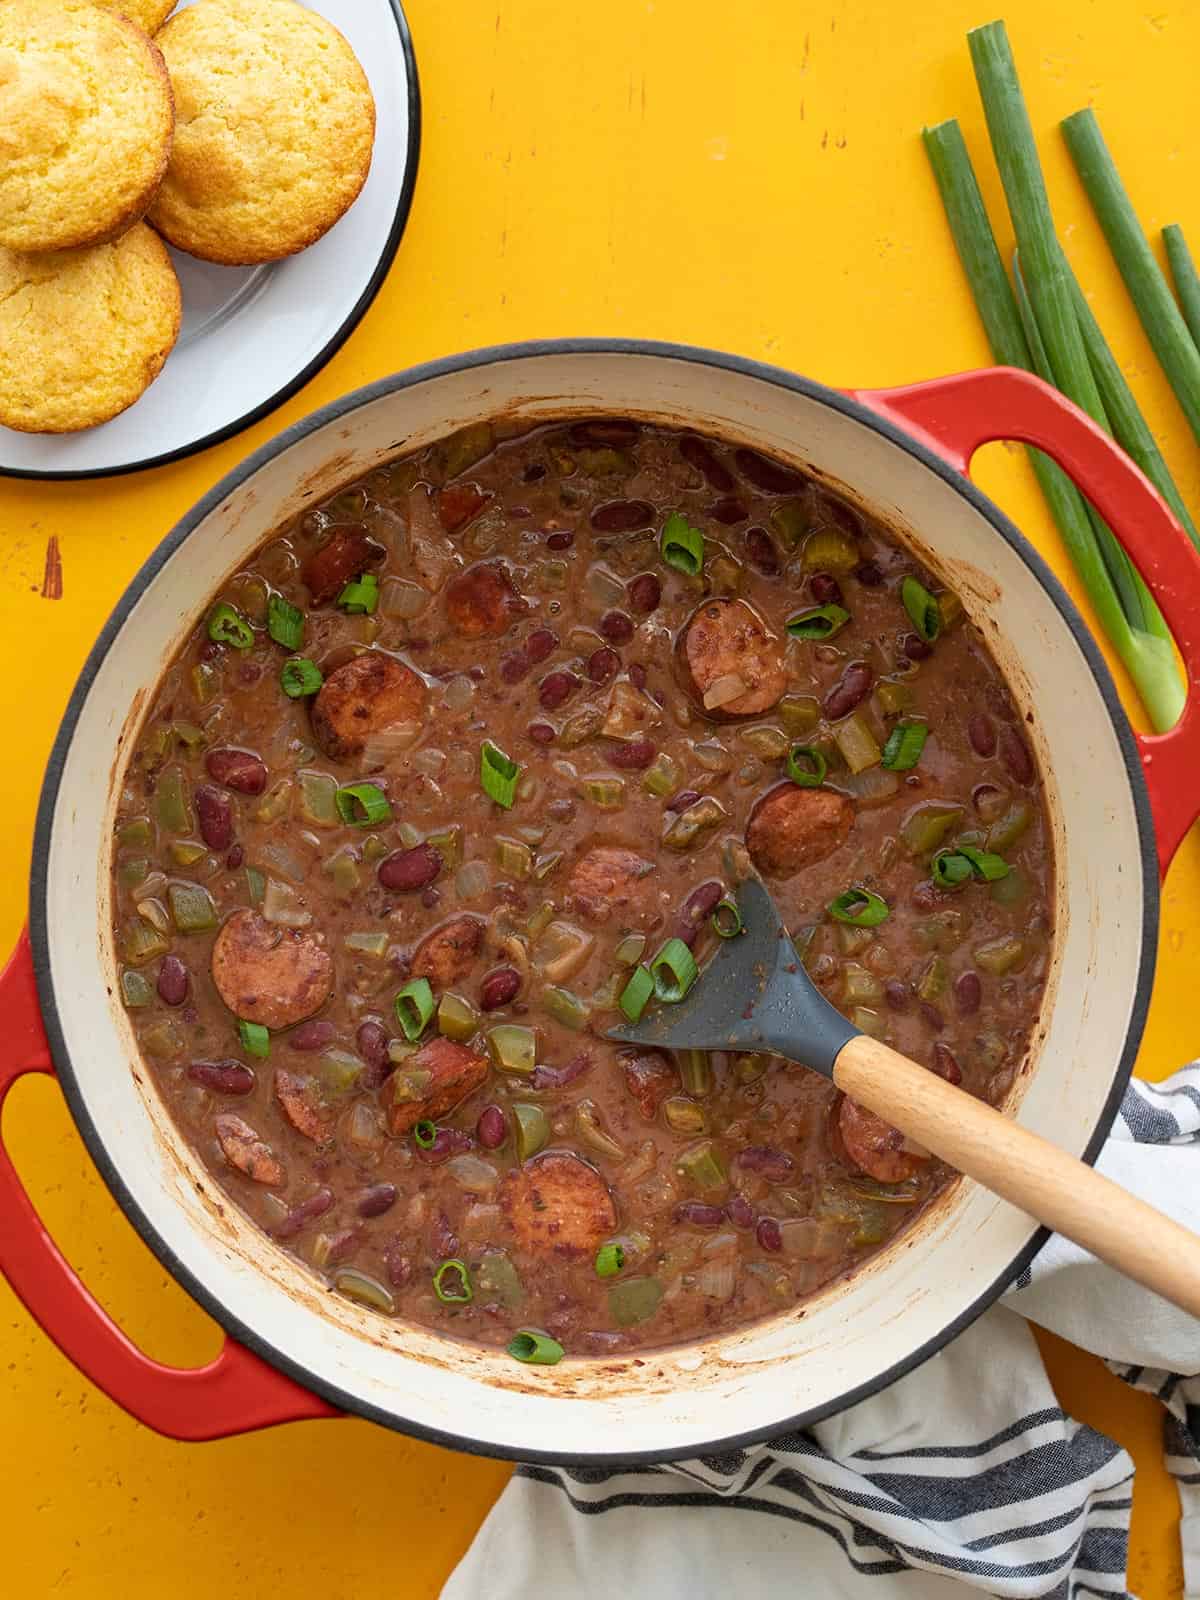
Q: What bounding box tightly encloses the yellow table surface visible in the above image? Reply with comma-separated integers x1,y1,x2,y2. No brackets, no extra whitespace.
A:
2,1,1198,1593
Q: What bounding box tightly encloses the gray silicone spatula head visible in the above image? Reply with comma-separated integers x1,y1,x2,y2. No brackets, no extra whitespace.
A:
606,877,859,1076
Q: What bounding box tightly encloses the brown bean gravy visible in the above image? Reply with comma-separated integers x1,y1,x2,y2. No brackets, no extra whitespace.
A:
110,418,1053,1361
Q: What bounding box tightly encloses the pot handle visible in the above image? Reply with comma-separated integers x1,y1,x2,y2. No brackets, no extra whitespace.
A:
853,365,1200,876
0,930,338,1440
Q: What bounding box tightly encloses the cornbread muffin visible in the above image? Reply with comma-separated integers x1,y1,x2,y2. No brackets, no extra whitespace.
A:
149,0,375,265
0,225,181,432
98,1,176,32
0,0,174,252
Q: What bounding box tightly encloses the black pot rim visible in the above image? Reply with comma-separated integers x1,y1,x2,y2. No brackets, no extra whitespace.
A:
0,0,421,483
28,338,1159,1467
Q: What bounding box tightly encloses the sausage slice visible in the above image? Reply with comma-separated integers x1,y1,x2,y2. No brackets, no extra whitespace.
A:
566,846,655,924
838,1097,928,1184
214,1114,285,1186
211,908,334,1031
383,1036,490,1136
302,526,384,606
311,652,426,764
677,598,787,718
436,481,489,534
274,1069,336,1143
621,1049,679,1122
500,1150,617,1256
745,783,854,878
410,914,485,988
444,560,525,639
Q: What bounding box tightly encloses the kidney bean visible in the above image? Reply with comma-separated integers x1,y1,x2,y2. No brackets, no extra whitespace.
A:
525,627,559,663
195,785,233,852
531,1050,593,1091
538,670,579,711
627,662,648,689
323,1227,362,1266
711,497,748,525
378,842,443,892
972,783,1007,822
743,527,780,576
419,1129,473,1166
954,971,982,1016
477,1104,507,1148
899,632,933,661
726,1193,756,1230
480,967,521,1010
499,651,530,684
356,1019,391,1077
357,1183,398,1219
157,954,189,1007
627,573,662,613
570,419,640,447
667,788,702,812
430,1211,459,1258
854,559,884,586
590,499,654,533
680,435,735,491
918,1001,945,1032
675,879,724,947
274,1187,334,1240
599,609,635,643
932,1043,963,1085
384,1239,413,1288
226,844,244,870
884,980,912,1012
737,1145,795,1181
999,726,1035,786
187,1059,255,1096
421,887,441,911
735,448,803,494
823,660,873,721
675,1202,726,1227
587,646,620,684
609,739,656,770
968,713,996,758
545,529,574,550
290,1019,336,1052
809,572,843,605
528,721,556,744
756,1217,783,1252
205,747,268,795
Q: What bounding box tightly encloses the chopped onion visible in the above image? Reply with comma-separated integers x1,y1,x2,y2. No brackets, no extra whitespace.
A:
256,839,310,884
262,877,312,927
442,674,475,713
778,1217,847,1260
380,577,429,619
834,768,901,808
696,1231,739,1302
456,861,491,901
585,561,626,610
444,1154,501,1197
702,673,749,710
343,1101,386,1152
535,919,595,983
361,723,423,766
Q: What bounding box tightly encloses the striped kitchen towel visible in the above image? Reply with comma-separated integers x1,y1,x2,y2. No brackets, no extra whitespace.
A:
444,1066,1200,1599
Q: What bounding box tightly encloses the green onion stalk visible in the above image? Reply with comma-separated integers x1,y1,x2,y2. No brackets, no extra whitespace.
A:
1163,225,1200,353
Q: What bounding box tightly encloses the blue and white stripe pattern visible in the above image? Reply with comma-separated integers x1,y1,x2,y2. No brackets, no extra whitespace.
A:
445,1067,1200,1600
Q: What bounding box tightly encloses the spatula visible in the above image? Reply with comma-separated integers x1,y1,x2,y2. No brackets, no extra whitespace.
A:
608,877,1200,1317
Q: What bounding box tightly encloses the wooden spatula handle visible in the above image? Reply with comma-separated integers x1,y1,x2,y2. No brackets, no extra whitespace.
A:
834,1034,1200,1319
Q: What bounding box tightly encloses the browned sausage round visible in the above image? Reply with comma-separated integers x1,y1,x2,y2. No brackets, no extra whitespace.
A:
214,1113,285,1185
274,1069,336,1143
566,845,655,924
676,598,787,718
838,1096,928,1184
745,783,854,878
311,652,426,764
210,909,334,1031
302,526,384,606
500,1150,617,1256
436,481,489,534
444,560,525,639
410,914,485,987
382,1036,490,1136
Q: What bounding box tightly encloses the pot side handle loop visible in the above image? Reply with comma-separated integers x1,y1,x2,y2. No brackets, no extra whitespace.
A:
0,929,338,1440
853,365,1200,877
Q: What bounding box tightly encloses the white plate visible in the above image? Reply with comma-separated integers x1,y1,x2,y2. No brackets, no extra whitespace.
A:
1,0,419,480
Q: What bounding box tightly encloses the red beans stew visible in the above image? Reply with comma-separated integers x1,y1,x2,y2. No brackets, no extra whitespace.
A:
111,419,1053,1361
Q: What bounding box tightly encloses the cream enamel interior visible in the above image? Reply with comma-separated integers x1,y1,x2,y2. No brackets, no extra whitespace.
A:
41,349,1146,1458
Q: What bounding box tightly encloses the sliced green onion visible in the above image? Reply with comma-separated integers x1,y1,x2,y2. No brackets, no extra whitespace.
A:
930,851,975,891
281,656,323,698
238,1019,270,1058
394,977,436,1041
413,1119,438,1149
959,844,1011,881
433,1259,473,1304
267,594,305,651
594,1243,625,1279
507,1329,564,1365
619,965,654,1023
828,887,889,927
481,740,521,809
659,511,704,576
711,898,743,939
337,573,379,615
335,782,393,827
207,602,253,651
901,577,941,643
786,603,850,641
786,744,827,787
649,938,699,1003
881,721,928,772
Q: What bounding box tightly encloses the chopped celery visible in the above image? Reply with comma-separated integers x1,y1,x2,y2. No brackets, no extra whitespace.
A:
361,833,390,864
663,795,725,851
664,1096,707,1134
513,1102,549,1160
476,1250,524,1309
168,882,217,932
156,767,192,834
707,553,742,593
974,936,1029,976
253,779,293,824
936,590,964,630
139,725,172,768
986,801,1033,853
582,776,626,810
836,923,874,956
916,954,948,1001
851,1202,890,1247
734,1052,769,1083
543,985,591,1030
117,816,153,849
321,1050,365,1094
675,1140,727,1192
678,1049,712,1098
426,825,463,871
990,866,1028,906
833,712,882,774
536,920,595,984
169,841,207,868
778,694,821,736
487,1024,538,1075
842,963,884,1005
191,661,219,704
389,1065,434,1107
438,991,480,1042
325,848,362,895
739,724,790,761
245,865,266,906
769,498,811,549
118,857,151,888
900,802,963,855
140,1018,183,1058
642,752,680,797
136,897,170,934
120,968,154,1009
852,1007,887,1039
914,910,964,951
533,849,563,881
173,721,206,751
608,1276,663,1327
802,527,859,572
496,837,533,878
575,1099,624,1160
527,902,557,942
344,931,388,959
875,679,915,716
298,771,339,827
614,932,647,966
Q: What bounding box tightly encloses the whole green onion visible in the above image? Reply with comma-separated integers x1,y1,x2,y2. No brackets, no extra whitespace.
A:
1162,224,1200,353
